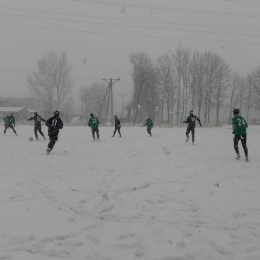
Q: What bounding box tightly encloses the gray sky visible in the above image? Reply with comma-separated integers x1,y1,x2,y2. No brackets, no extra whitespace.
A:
1,0,260,111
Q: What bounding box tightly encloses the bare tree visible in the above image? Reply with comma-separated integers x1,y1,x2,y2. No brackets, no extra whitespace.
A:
129,52,159,124
247,67,260,120
213,58,230,125
157,52,175,124
189,51,204,118
229,72,241,120
78,83,107,117
172,44,183,124
79,86,90,115
180,48,191,123
27,51,73,111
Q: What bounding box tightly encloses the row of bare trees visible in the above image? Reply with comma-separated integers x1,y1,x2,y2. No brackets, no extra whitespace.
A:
27,51,73,112
128,44,260,125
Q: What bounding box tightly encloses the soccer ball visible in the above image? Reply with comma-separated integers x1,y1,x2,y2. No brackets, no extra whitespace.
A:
29,137,33,141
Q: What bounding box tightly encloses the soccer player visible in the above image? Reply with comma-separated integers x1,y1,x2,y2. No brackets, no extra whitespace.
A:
143,117,153,136
28,112,46,140
45,111,63,154
3,113,17,135
112,115,121,137
183,110,202,144
232,108,249,162
88,113,100,140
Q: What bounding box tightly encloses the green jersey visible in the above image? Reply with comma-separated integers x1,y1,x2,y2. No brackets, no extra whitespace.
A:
232,115,247,135
144,118,153,128
88,117,100,129
4,116,15,126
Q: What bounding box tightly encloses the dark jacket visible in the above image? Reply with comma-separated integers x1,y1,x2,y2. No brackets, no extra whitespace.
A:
144,118,153,128
28,115,46,126
46,116,63,136
114,117,121,128
183,115,202,128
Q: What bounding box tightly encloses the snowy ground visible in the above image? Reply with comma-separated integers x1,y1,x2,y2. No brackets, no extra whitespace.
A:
0,124,259,260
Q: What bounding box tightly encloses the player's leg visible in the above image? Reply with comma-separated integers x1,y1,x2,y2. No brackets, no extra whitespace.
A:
47,134,57,153
233,135,241,159
112,128,116,137
38,126,45,139
34,126,39,140
92,129,95,139
191,128,195,144
4,125,8,134
118,126,121,137
241,135,248,160
96,128,99,139
186,127,191,142
10,125,17,135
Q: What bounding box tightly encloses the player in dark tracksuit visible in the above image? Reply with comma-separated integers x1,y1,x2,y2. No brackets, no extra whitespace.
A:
45,111,63,154
112,115,121,137
183,110,202,144
28,112,46,140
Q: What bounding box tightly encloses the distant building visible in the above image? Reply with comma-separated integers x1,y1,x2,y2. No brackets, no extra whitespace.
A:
0,107,30,122
0,97,39,110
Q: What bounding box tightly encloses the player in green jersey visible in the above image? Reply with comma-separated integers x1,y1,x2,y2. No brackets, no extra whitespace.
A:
88,113,100,140
231,108,248,162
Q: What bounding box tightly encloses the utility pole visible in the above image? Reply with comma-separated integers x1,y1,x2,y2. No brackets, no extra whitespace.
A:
118,93,128,117
98,78,120,123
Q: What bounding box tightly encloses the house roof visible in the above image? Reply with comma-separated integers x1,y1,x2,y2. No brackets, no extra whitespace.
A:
27,109,37,113
0,107,25,112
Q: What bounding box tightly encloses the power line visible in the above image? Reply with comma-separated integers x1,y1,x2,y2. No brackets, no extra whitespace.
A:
1,6,260,33
225,0,260,3
2,12,260,38
2,21,260,45
72,0,260,18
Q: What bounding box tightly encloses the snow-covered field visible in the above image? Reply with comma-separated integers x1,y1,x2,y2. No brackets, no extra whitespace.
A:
0,124,259,260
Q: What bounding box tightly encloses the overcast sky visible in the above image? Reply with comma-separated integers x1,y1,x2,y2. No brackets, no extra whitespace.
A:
1,0,260,110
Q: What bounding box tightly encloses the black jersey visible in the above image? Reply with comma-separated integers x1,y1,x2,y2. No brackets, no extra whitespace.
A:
28,115,46,126
183,115,202,128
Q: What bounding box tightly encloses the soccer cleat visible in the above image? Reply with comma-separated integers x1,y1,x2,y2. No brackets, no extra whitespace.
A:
46,148,50,155
236,154,241,160
43,136,46,140
192,142,194,145
186,137,190,142
245,157,249,162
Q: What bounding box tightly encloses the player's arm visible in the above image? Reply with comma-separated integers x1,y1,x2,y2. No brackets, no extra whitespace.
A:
40,116,46,123
59,119,63,129
46,118,51,128
196,117,202,126
232,118,236,134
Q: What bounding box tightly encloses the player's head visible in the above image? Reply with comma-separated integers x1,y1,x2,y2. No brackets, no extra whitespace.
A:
54,111,59,117
34,112,38,116
114,115,117,118
90,113,94,117
233,108,240,116
10,113,14,116
189,110,193,115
